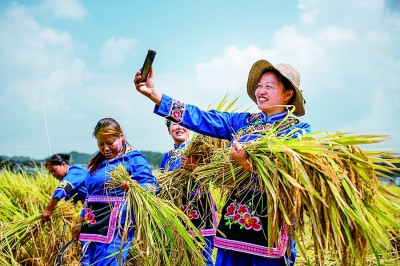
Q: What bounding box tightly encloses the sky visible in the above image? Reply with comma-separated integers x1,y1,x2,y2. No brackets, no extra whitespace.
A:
0,0,399,160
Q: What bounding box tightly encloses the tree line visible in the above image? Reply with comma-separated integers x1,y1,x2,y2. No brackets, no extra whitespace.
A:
0,150,164,172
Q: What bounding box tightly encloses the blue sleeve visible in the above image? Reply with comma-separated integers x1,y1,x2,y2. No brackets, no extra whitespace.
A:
52,180,70,200
160,153,169,173
277,121,311,138
127,151,158,193
154,94,249,141
53,165,88,202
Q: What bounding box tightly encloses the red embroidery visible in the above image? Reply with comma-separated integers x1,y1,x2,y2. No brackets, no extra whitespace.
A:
84,207,96,225
224,201,262,231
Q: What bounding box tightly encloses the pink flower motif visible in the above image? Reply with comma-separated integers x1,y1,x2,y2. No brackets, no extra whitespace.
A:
187,209,199,220
172,110,182,120
256,124,264,130
84,208,97,225
237,205,248,214
232,213,240,221
225,203,236,217
238,212,262,231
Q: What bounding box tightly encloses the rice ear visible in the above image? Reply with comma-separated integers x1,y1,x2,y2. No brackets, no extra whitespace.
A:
108,164,206,266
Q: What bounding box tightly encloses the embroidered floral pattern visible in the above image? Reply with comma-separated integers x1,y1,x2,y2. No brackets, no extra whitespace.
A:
167,99,186,123
238,213,262,231
235,113,299,139
58,180,69,189
224,201,262,231
84,207,97,225
182,205,199,220
164,148,185,171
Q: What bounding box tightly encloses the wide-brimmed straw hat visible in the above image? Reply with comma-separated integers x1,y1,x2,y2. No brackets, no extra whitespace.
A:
246,59,305,116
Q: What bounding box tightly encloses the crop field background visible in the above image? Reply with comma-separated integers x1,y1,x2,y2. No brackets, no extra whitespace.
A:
0,168,399,265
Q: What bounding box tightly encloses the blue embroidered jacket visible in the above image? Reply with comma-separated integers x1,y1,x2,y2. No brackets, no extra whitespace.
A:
160,142,186,172
52,164,88,203
154,94,311,261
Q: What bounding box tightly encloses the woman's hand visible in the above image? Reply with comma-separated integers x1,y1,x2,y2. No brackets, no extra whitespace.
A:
180,154,199,170
41,209,52,222
120,180,130,191
230,140,251,171
134,66,162,105
120,179,138,192
72,224,82,241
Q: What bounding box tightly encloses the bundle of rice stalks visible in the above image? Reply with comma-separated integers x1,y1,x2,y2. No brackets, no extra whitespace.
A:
0,167,81,265
107,164,205,266
157,169,193,206
191,129,400,265
157,136,230,205
157,94,240,206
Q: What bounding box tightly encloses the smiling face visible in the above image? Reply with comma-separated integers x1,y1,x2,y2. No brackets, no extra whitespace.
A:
47,162,68,181
96,134,124,160
168,122,189,146
255,71,294,116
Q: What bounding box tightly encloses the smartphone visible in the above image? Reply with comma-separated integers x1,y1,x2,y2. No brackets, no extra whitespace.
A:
139,49,156,82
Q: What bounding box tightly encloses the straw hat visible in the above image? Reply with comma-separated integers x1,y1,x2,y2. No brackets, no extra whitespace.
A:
246,59,305,116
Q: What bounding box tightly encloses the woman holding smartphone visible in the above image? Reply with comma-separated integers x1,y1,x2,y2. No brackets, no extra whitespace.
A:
134,59,310,266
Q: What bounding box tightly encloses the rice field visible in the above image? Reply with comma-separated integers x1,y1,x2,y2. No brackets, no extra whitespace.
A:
0,167,399,265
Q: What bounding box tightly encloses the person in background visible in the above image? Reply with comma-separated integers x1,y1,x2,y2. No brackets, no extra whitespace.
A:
72,117,158,266
160,120,217,266
41,153,88,222
134,59,310,265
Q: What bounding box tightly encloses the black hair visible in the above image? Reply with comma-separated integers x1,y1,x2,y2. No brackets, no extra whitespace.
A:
46,153,71,166
165,120,171,128
88,117,128,174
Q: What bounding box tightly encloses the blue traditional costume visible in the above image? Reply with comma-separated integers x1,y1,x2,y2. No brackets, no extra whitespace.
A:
154,95,311,266
160,141,217,266
52,164,88,203
79,146,157,265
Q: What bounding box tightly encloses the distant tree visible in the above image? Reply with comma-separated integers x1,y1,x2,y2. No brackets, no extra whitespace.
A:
0,150,165,172
140,150,164,169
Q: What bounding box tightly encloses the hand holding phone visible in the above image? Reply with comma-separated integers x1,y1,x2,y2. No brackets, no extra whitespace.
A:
139,49,156,83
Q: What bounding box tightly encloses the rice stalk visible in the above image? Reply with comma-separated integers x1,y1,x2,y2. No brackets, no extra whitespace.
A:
107,164,206,266
0,167,81,265
187,126,400,265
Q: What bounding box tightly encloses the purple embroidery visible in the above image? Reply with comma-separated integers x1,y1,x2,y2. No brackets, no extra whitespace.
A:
215,223,289,258
167,99,186,123
79,196,124,244
236,114,299,139
186,194,218,237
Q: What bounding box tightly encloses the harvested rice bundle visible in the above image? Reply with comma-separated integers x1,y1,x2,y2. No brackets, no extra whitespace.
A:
157,169,192,206
108,164,205,266
157,135,229,205
157,95,238,207
0,201,78,265
191,128,400,265
0,167,80,265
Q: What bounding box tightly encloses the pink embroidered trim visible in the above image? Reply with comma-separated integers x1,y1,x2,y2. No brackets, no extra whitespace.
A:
188,229,216,237
210,194,218,228
186,194,218,237
167,99,186,123
214,223,288,258
86,195,125,203
79,201,121,244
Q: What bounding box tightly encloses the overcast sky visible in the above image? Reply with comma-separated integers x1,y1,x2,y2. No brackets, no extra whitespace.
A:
0,0,399,160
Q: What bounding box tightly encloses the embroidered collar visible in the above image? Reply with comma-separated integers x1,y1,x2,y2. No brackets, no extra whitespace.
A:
262,110,289,122
174,142,187,150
